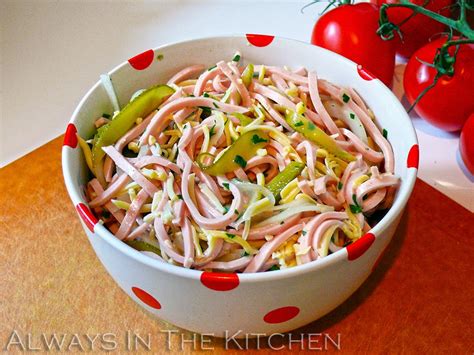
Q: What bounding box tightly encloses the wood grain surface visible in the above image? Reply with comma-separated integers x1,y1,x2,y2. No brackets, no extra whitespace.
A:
1,136,473,354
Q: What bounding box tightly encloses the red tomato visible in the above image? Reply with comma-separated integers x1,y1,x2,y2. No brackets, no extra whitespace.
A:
311,3,396,86
376,0,453,58
460,113,474,175
404,37,474,132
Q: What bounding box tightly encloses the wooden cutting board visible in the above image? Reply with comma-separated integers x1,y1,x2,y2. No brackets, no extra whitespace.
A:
1,137,472,354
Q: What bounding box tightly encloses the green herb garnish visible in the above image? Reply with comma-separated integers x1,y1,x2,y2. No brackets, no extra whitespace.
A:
294,121,304,127
382,128,388,139
234,155,247,168
349,113,355,120
269,265,280,271
232,54,241,62
342,93,350,103
226,233,236,239
208,65,217,71
222,182,229,190
338,182,343,190
102,113,111,119
251,134,268,144
350,194,363,213
209,124,216,137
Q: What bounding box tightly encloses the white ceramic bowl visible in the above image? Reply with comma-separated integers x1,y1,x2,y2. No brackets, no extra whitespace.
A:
62,35,418,336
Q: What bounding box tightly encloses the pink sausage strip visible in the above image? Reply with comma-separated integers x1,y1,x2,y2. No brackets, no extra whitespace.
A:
167,64,205,85
341,128,384,163
312,220,345,256
127,155,180,174
308,71,343,139
244,224,304,273
356,174,400,206
89,179,125,222
116,189,149,240
217,61,251,107
199,256,252,272
193,67,222,96
139,97,249,145
154,218,186,264
253,93,293,131
102,146,158,197
181,217,195,268
89,174,130,208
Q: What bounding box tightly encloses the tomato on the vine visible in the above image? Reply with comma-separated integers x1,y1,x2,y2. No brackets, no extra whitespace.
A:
404,37,474,132
376,0,453,58
460,113,474,175
311,3,396,86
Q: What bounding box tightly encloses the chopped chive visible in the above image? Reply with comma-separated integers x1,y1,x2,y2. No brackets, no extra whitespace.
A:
251,134,268,144
349,204,362,214
307,122,316,130
294,121,304,127
199,106,211,117
232,54,241,62
208,65,217,71
382,128,388,139
349,113,355,120
156,54,164,61
102,211,111,219
212,102,219,109
342,93,350,103
302,230,307,236
203,92,210,97
223,206,229,213
226,233,235,239
269,265,280,271
188,94,195,97
350,194,362,213
252,72,259,78
209,124,216,137
242,251,250,257
234,155,247,168
222,182,229,190
177,194,183,200
234,209,239,215
102,113,111,119
338,182,343,190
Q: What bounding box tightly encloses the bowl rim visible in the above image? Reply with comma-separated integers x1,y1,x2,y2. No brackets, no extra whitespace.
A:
62,34,418,283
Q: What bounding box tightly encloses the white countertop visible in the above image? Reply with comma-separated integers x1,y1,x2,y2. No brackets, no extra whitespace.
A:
1,0,472,211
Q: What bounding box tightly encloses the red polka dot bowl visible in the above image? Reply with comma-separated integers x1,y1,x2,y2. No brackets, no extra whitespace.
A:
62,35,418,336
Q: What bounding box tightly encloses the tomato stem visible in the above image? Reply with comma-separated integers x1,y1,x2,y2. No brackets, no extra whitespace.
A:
378,0,473,39
378,0,472,112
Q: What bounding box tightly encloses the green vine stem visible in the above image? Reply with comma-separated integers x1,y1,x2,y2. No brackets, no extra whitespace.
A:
377,0,473,111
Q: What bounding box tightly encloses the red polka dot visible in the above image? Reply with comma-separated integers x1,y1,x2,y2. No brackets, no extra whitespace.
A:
63,123,78,148
357,64,376,81
75,203,98,232
246,34,275,47
263,306,300,324
128,49,154,70
347,232,375,261
200,272,239,291
407,144,419,169
132,287,161,309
